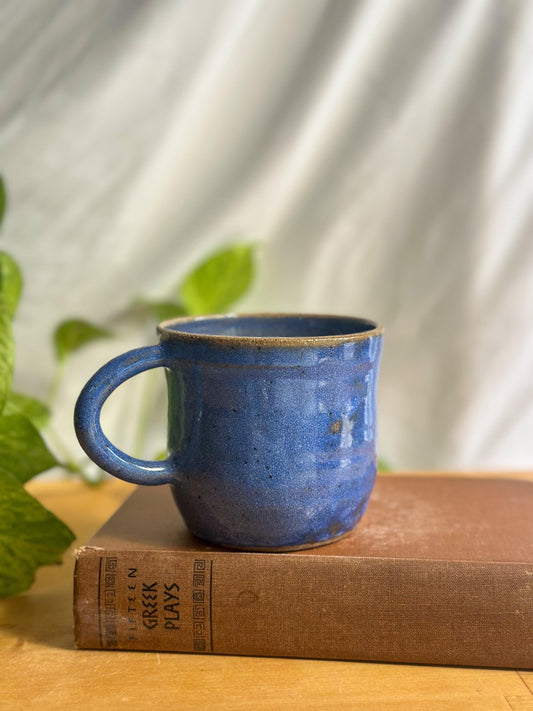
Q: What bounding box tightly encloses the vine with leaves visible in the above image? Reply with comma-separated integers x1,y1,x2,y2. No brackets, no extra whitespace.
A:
0,175,255,597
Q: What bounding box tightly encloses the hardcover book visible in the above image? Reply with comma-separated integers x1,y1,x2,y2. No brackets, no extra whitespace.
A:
74,475,533,668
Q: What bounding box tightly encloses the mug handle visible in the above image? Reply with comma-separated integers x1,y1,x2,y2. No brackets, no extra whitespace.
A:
74,345,175,485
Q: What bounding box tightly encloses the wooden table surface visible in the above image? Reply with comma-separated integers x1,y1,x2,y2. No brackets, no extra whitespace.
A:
1,473,532,711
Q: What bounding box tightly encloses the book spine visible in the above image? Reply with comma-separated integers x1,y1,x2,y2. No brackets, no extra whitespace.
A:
73,547,533,668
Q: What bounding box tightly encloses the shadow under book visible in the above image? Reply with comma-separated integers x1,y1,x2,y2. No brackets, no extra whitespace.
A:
73,475,533,668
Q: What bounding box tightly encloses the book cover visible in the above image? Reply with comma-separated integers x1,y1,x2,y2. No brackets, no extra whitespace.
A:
74,475,533,668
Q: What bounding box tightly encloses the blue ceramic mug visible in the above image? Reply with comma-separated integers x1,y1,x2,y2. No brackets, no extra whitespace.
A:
74,313,383,551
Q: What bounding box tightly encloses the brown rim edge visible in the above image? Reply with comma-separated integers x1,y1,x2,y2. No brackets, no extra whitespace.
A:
157,312,383,347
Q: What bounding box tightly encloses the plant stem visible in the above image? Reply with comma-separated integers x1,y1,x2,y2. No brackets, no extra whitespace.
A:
47,360,66,408
45,359,107,484
132,369,159,459
44,423,105,485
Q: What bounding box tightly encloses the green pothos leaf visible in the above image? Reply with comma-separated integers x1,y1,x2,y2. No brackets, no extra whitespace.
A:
377,457,391,472
0,414,59,484
0,471,75,597
0,298,14,414
136,299,187,322
3,392,50,430
0,252,23,318
53,319,111,362
179,243,255,315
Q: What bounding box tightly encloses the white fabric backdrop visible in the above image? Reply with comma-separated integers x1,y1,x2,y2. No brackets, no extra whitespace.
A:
1,0,532,472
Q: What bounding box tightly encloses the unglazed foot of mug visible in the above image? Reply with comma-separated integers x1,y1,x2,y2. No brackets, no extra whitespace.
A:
198,528,354,553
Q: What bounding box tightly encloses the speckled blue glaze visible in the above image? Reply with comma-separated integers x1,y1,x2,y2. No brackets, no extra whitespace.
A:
74,314,383,551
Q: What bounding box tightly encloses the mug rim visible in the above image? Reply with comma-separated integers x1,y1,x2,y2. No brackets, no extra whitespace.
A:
157,312,383,347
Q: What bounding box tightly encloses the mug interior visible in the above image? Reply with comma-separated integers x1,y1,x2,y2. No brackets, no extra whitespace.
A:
161,314,380,339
